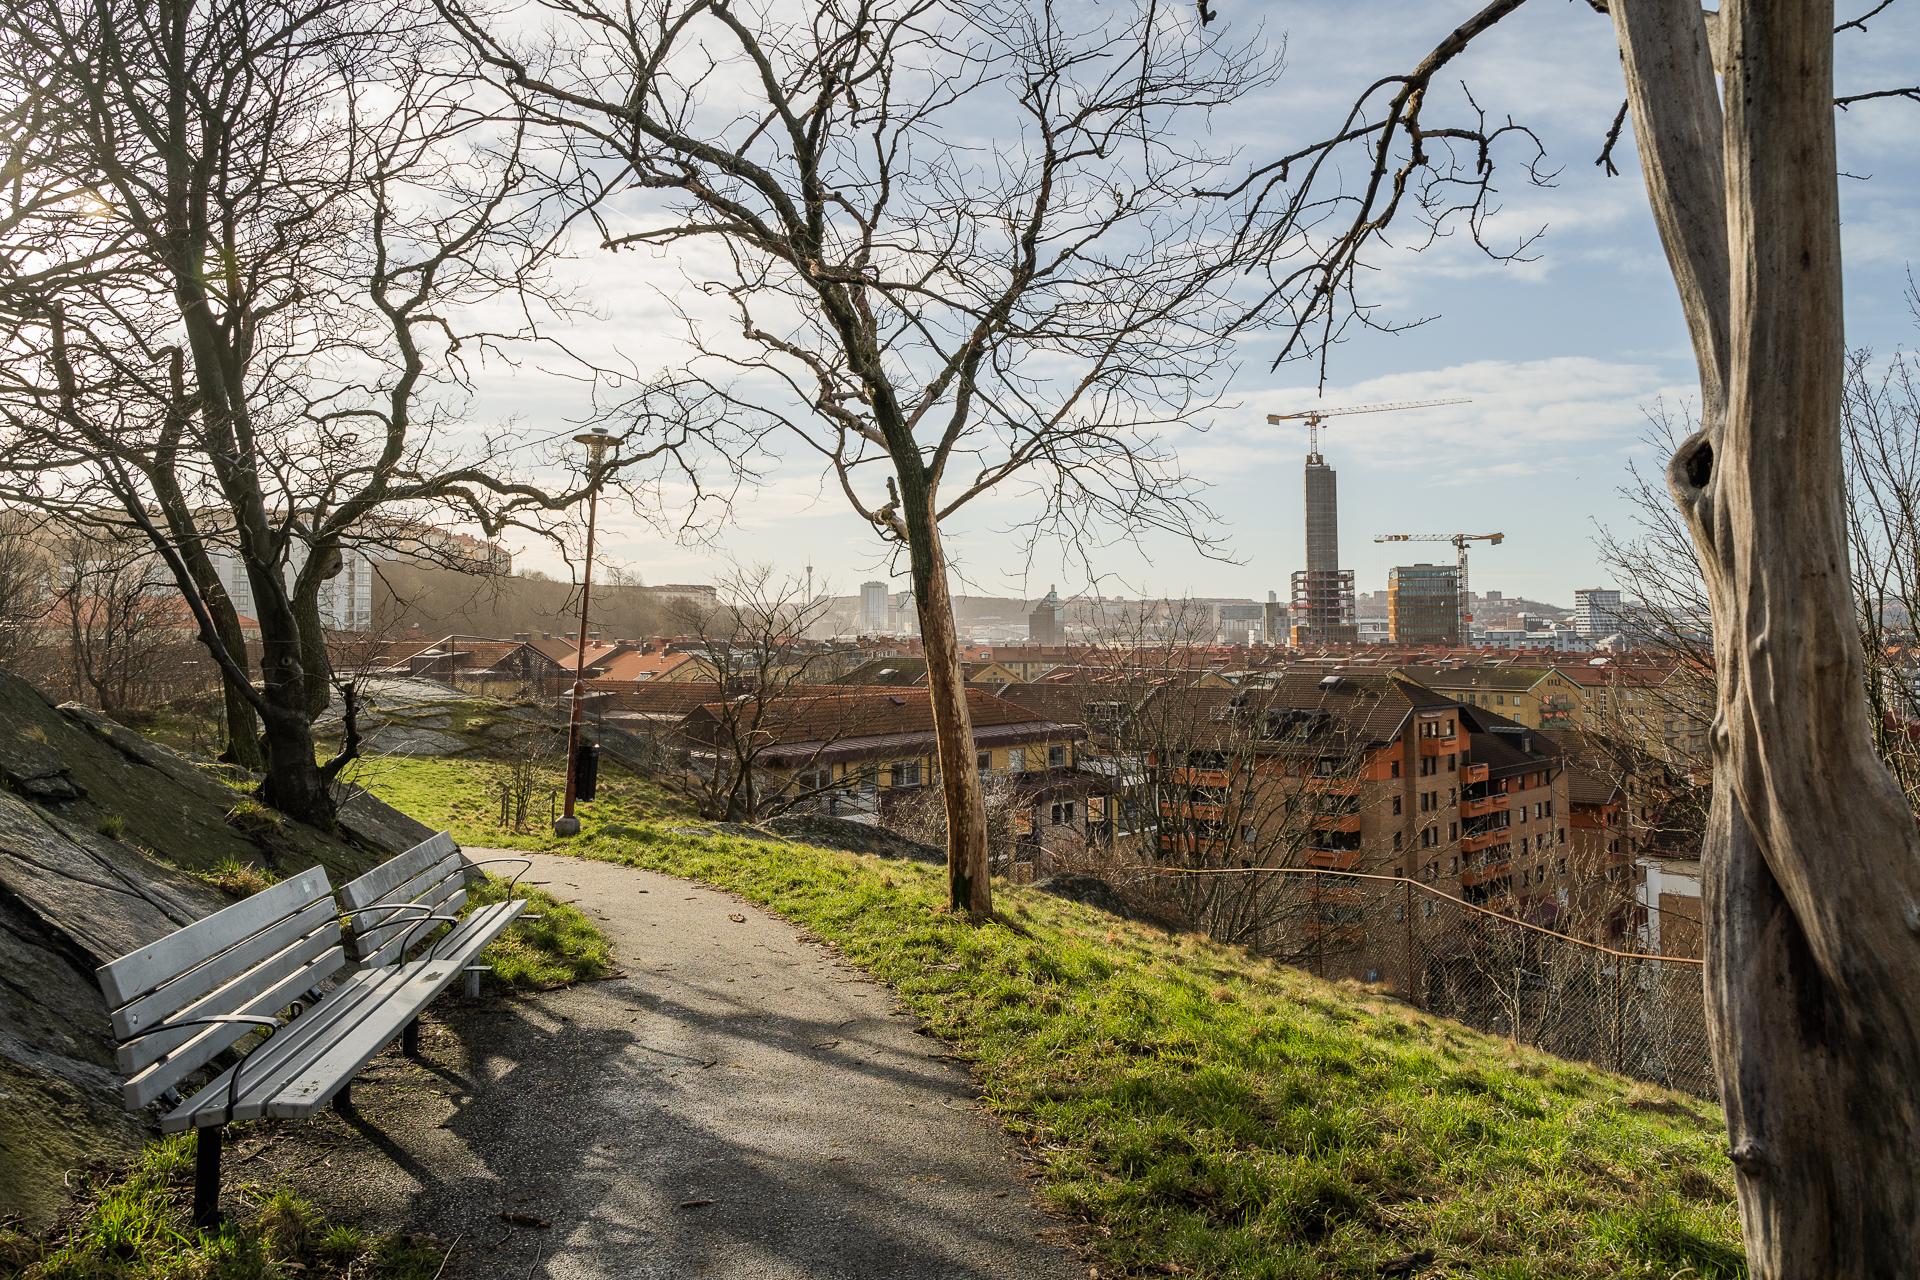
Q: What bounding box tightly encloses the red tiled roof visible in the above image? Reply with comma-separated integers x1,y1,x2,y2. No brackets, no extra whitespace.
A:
678,686,1072,756
597,648,699,682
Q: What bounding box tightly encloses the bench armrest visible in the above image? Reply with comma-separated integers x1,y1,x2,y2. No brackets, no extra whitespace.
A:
118,1014,280,1122
350,904,462,959
464,856,533,897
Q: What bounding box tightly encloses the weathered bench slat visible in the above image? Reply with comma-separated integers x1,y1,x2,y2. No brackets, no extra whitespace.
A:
161,961,425,1131
363,886,469,969
336,832,458,911
268,957,471,1117
98,867,332,1007
110,899,340,1040
116,917,342,1074
121,944,346,1109
345,855,464,961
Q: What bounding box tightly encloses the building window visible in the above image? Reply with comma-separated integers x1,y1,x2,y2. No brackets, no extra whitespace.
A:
1050,801,1074,825
1446,753,1456,772
1392,795,1402,815
1390,760,1401,778
1557,857,1568,876
1449,822,1458,842
1048,744,1067,769
1448,855,1458,875
977,751,991,773
889,760,922,788
1008,747,1026,772
1393,832,1403,851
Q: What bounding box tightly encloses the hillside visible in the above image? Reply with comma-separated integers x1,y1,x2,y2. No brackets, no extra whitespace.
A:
0,669,431,1226
351,749,1746,1279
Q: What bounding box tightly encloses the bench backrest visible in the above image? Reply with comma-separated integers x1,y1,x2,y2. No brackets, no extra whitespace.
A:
336,831,470,967
96,867,344,1109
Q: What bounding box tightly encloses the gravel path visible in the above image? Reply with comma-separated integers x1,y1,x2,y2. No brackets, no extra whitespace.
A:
273,850,1081,1279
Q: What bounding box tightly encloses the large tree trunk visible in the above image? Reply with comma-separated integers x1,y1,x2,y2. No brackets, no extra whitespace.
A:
899,480,992,917
1616,0,1920,1271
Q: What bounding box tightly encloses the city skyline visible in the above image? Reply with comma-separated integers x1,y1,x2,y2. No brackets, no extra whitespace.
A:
493,0,1918,607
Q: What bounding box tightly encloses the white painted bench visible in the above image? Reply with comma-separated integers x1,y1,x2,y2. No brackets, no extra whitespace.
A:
95,866,477,1227
336,833,533,1016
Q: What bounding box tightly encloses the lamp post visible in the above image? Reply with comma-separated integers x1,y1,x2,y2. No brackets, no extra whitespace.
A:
555,426,613,837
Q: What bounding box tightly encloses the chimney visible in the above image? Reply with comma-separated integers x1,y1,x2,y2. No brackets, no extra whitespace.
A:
514,632,531,643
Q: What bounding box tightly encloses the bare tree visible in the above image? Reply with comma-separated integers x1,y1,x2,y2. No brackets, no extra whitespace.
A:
0,0,722,823
439,0,1272,915
655,566,854,821
0,510,50,671
51,527,207,713
1229,2,1920,1268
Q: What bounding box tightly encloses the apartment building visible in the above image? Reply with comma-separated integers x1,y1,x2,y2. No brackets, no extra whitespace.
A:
675,687,1092,871
1398,664,1585,730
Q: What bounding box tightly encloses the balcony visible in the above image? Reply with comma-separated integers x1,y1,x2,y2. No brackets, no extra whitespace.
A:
1166,766,1230,788
1462,828,1512,855
1462,762,1490,785
1160,801,1226,822
1310,811,1363,834
1418,734,1459,757
1306,775,1363,796
1460,792,1509,819
1305,847,1362,871
1461,858,1512,887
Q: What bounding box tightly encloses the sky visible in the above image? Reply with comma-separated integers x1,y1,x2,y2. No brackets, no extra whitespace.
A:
493,0,1920,612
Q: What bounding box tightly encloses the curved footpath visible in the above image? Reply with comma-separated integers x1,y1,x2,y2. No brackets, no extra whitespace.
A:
267,850,1082,1279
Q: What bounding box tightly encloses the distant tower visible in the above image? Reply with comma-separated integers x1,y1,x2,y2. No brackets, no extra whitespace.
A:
1290,445,1356,644
860,580,889,633
1029,585,1064,643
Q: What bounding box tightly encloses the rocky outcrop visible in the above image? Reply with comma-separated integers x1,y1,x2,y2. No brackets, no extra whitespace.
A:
0,668,425,1225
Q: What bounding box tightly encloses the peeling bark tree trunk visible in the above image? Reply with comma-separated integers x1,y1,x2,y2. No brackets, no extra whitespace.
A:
1614,0,1920,1270
899,479,992,917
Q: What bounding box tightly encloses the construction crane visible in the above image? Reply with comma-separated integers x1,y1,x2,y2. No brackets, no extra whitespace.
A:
1374,532,1506,645
1266,397,1472,459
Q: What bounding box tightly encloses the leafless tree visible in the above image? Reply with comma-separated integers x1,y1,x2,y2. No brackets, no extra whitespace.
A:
0,0,726,824
1228,2,1920,1268
44,525,210,712
440,0,1274,915
0,510,51,671
654,566,854,821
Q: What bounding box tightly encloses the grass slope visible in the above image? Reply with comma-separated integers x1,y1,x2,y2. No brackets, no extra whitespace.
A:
1,1137,444,1280
352,754,1744,1280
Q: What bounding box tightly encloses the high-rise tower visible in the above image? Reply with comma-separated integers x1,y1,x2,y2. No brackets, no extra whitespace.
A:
1290,448,1356,645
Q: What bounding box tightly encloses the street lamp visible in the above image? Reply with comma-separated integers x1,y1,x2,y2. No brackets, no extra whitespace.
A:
555,426,613,836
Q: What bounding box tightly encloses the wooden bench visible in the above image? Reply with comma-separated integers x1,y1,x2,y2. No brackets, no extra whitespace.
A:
95,866,479,1227
335,833,533,1015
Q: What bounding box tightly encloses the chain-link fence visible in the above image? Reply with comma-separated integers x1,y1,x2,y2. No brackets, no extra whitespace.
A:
1160,868,1717,1097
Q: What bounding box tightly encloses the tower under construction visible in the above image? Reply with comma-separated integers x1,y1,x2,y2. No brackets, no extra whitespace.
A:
1290,450,1356,645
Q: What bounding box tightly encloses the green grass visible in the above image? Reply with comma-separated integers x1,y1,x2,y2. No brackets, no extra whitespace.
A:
466,874,614,989
0,1136,445,1280
338,753,684,854
348,753,1745,1280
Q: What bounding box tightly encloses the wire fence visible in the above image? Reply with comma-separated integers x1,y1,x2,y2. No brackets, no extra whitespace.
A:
1156,867,1718,1097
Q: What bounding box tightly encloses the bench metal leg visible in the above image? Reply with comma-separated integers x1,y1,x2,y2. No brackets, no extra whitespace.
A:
333,1083,352,1112
192,1125,224,1230
463,965,486,998
402,1018,420,1059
